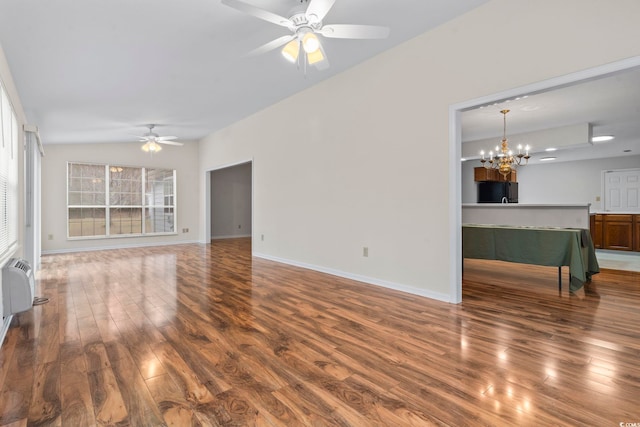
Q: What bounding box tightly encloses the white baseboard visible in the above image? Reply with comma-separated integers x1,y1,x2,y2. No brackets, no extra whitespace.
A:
211,234,252,240
41,239,201,255
252,252,451,303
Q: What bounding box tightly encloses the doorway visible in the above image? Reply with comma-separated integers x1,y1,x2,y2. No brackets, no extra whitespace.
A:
207,161,253,242
450,56,640,303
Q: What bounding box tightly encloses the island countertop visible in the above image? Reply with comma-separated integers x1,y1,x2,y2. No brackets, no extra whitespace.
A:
462,203,591,208
590,211,640,215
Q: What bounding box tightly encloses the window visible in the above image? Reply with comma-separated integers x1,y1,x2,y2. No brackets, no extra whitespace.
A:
0,82,19,262
146,168,175,233
67,162,176,238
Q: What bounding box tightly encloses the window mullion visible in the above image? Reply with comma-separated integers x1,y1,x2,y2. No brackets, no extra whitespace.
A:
105,164,110,237
142,167,146,235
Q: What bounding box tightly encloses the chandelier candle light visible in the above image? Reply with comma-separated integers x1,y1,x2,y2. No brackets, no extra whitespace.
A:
479,109,531,178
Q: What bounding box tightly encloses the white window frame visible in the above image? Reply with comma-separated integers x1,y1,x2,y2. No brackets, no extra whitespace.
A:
66,162,177,239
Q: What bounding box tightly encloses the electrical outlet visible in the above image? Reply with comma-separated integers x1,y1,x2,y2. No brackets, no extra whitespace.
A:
261,234,264,241
595,196,601,202
48,234,53,240
182,228,189,233
363,247,369,257
238,225,241,229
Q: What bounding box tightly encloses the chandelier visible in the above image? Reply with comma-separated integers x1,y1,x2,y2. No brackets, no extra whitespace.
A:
479,109,531,177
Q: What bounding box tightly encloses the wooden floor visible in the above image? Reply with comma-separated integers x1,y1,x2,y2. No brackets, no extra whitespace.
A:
1,238,639,426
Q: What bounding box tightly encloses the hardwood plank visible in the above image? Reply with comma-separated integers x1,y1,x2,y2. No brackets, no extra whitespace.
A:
0,327,18,390
27,361,61,426
76,314,102,347
84,342,111,373
151,341,217,407
145,374,200,426
0,335,35,426
87,367,128,426
106,320,166,380
93,313,121,343
105,339,166,426
60,345,96,426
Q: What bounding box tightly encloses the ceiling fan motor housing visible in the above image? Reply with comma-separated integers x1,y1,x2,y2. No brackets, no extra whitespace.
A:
289,12,321,30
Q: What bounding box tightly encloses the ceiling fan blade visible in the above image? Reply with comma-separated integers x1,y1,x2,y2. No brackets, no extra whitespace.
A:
306,0,336,22
156,136,177,141
247,34,296,56
157,140,183,146
319,24,390,39
221,0,292,28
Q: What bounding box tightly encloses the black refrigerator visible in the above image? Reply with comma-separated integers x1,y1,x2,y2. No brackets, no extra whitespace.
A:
477,181,518,203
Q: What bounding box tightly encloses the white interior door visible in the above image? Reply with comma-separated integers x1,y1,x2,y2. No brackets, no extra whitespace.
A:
604,169,640,212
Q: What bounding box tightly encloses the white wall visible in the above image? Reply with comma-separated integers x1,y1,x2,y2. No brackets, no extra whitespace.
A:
41,141,200,253
517,155,640,210
463,155,640,209
198,0,640,302
211,162,252,239
462,162,477,204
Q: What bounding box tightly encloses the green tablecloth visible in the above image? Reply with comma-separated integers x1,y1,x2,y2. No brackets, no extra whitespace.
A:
462,224,600,292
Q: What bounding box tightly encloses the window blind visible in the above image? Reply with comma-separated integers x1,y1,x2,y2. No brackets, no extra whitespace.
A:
0,82,19,262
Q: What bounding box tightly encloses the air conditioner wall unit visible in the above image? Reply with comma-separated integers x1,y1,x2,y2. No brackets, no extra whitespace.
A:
2,258,35,315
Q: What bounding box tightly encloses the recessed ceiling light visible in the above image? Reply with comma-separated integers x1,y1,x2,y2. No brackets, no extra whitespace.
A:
539,157,556,161
521,105,540,112
545,147,557,152
592,135,615,142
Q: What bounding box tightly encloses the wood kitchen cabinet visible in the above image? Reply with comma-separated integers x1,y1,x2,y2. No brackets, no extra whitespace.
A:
590,214,603,249
603,214,634,251
590,214,640,252
635,215,640,251
473,167,516,182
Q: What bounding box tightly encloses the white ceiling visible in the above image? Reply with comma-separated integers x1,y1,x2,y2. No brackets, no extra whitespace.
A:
461,66,640,164
0,0,488,144
2,0,638,164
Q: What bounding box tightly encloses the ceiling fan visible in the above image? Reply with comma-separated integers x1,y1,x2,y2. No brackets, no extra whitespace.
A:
136,124,183,153
221,0,390,70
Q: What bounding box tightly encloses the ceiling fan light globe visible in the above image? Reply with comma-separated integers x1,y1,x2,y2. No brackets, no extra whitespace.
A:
302,32,320,53
307,47,325,65
281,39,300,62
141,141,162,153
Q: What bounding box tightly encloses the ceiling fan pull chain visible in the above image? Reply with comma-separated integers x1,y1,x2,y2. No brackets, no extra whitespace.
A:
304,49,308,78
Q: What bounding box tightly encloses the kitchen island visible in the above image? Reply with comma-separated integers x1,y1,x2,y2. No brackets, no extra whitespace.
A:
462,203,591,229
461,204,597,293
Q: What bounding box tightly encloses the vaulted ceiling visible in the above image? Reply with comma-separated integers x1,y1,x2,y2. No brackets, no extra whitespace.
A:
1,0,638,164
0,0,487,144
